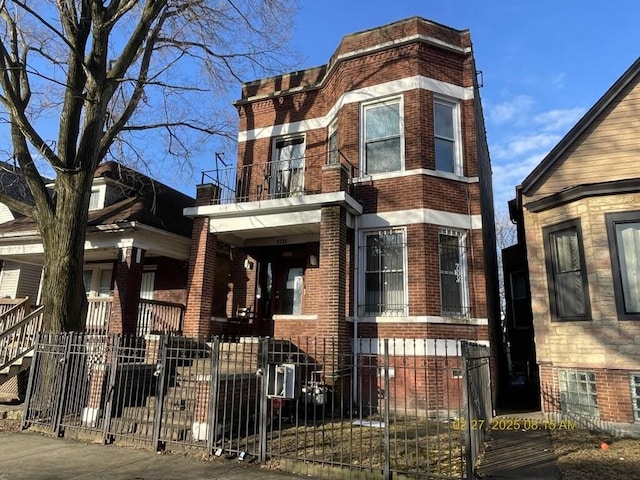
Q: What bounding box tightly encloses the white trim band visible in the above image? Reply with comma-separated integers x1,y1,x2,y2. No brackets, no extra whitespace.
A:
238,75,473,143
355,338,489,356
351,315,488,325
358,208,482,230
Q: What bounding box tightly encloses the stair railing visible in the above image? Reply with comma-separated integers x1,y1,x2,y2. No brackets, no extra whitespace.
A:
0,297,31,334
0,306,44,372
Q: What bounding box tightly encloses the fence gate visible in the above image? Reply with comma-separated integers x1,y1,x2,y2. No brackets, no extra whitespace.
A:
462,341,492,479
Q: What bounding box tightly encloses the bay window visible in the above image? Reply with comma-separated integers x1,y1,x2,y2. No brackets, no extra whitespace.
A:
606,211,640,320
361,98,403,174
434,98,461,175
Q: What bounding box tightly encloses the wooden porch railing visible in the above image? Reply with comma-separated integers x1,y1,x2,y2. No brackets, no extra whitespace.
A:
0,297,31,334
136,299,184,336
86,297,113,335
84,297,184,335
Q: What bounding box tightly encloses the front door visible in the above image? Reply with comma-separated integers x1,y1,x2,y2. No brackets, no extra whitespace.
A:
274,265,304,315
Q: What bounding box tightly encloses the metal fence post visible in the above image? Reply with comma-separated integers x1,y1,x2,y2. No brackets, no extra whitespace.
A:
258,337,270,464
206,336,221,455
52,333,74,437
383,338,391,480
152,334,169,451
102,334,121,444
21,331,43,429
462,342,474,480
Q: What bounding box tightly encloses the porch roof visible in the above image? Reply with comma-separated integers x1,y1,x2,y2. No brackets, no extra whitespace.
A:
183,191,362,247
0,221,190,263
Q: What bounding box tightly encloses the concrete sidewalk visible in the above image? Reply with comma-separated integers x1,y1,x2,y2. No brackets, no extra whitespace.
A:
475,413,561,479
0,430,311,480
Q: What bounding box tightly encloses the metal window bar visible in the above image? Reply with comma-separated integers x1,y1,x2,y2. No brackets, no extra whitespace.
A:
360,229,407,317
439,230,471,318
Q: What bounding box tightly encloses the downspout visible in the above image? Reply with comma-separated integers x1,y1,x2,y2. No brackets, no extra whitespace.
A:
352,217,360,406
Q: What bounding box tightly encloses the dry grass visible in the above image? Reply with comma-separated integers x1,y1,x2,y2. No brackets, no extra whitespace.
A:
265,416,465,477
551,429,640,480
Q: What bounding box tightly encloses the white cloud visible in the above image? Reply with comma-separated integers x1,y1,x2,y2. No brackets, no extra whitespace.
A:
492,153,548,209
550,72,567,90
533,107,586,132
487,95,534,124
485,93,588,211
491,133,561,160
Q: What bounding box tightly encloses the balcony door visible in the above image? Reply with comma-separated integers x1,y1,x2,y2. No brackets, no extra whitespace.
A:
271,136,305,198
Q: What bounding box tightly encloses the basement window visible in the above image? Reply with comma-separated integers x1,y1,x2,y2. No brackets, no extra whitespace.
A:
559,369,599,418
631,373,640,422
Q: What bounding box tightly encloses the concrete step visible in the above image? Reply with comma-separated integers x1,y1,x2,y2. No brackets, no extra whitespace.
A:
0,356,32,386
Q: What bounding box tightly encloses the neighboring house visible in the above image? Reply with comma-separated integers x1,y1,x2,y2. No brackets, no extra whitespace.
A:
0,161,193,336
505,57,640,426
0,162,46,301
183,17,500,408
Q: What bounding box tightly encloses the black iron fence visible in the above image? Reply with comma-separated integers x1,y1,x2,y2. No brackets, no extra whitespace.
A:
22,333,492,479
461,341,492,479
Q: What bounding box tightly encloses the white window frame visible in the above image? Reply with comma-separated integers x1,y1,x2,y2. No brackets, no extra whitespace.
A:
438,228,470,317
360,96,404,176
358,227,408,317
270,134,306,197
88,185,107,211
434,96,463,176
83,264,113,298
327,117,339,165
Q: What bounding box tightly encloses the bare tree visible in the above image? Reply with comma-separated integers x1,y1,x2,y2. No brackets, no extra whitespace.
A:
0,0,296,332
495,208,518,316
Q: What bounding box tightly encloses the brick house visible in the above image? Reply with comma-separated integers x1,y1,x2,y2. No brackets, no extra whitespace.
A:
183,17,500,409
504,57,640,426
0,161,192,336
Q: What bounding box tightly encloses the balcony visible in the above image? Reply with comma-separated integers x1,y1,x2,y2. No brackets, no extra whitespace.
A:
186,151,363,247
199,150,357,205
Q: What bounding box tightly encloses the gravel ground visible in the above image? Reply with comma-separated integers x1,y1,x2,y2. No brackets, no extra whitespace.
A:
551,429,640,480
0,419,21,433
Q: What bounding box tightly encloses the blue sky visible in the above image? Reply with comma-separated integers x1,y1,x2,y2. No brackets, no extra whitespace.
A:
278,1,638,213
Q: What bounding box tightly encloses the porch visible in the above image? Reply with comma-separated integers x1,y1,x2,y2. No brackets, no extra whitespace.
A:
183,155,362,342
86,296,184,336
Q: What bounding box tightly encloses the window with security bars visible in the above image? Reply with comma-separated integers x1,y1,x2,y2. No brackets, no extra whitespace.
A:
439,229,469,317
361,229,406,316
559,369,599,418
631,373,640,422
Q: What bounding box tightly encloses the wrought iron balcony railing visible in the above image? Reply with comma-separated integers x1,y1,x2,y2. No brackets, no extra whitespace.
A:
200,150,357,205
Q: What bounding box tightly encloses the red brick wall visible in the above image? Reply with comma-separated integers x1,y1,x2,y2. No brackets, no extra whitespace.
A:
110,247,145,334
145,257,188,305
539,364,635,423
241,18,471,101
184,218,221,337
357,354,464,414
357,323,488,342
